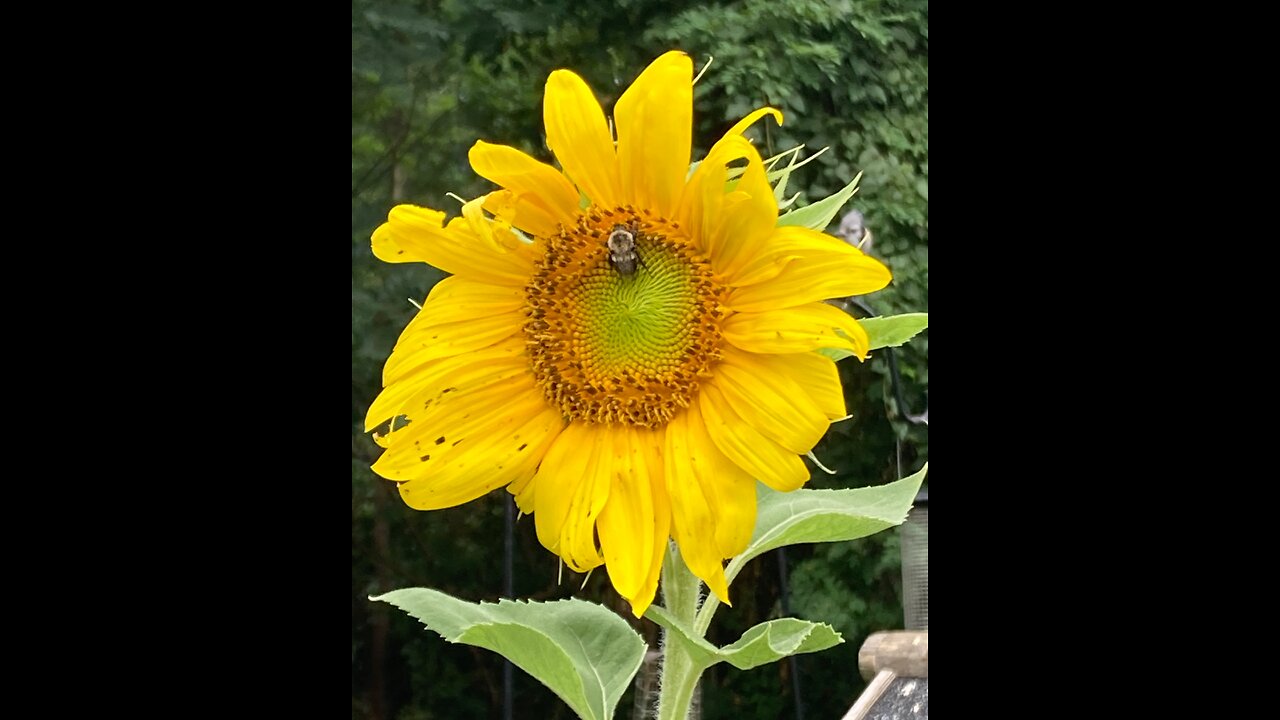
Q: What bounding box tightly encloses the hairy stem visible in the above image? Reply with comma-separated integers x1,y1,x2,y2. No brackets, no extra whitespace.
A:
655,543,703,720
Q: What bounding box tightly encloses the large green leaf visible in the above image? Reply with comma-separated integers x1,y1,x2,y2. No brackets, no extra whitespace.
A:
775,171,863,232
693,465,928,635
372,589,646,720
735,464,927,574
861,313,929,349
646,607,842,671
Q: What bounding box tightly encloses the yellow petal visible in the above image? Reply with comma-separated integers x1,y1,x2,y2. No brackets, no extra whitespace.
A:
469,141,581,231
664,409,731,604
544,70,620,209
708,145,776,280
712,349,830,453
459,195,519,252
508,414,553,514
677,134,753,258
534,422,610,573
722,302,871,358
720,223,818,288
367,336,528,432
748,351,847,421
614,51,692,217
371,205,535,285
682,401,759,558
714,107,784,152
509,472,536,515
677,108,783,260
394,399,566,510
381,308,524,386
597,427,660,606
633,466,671,617
698,383,809,492
484,189,560,240
727,227,892,309
372,374,541,479
422,275,525,321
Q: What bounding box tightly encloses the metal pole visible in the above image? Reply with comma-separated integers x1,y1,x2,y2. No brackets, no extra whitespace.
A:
777,548,805,720
503,497,514,720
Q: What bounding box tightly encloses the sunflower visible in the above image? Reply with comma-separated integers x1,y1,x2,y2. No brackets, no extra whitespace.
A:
366,51,891,616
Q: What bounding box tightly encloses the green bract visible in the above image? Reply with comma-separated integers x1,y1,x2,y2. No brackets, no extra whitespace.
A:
776,171,864,232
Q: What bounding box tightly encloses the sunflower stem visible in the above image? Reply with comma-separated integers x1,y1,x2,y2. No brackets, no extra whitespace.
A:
655,542,704,720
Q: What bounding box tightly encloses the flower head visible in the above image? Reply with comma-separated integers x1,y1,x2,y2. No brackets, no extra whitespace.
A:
367,51,891,616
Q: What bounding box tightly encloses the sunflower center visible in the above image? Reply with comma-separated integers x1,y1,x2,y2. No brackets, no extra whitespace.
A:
524,207,725,428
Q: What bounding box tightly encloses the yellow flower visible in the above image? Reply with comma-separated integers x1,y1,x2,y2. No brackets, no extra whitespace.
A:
366,51,891,616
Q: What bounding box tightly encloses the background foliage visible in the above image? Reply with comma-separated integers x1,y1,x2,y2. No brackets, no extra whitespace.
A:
352,0,927,717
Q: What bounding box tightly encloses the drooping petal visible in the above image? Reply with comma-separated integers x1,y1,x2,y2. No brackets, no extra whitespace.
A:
614,50,692,218
373,372,543,475
544,70,620,209
727,226,892,309
597,427,662,610
722,302,871,358
712,347,830,453
634,458,671,617
682,401,759,559
664,408,731,603
372,336,527,430
534,422,611,573
394,398,566,510
712,107,784,155
372,362,538,477
371,205,535,284
469,141,581,232
698,383,809,492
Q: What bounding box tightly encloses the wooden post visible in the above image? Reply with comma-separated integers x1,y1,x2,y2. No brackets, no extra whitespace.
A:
858,631,928,681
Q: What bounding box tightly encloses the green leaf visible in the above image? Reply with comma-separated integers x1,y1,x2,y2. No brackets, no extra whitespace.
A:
645,607,842,671
776,171,863,232
372,589,646,720
815,346,857,362
862,313,929,349
735,464,927,571
718,618,843,670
